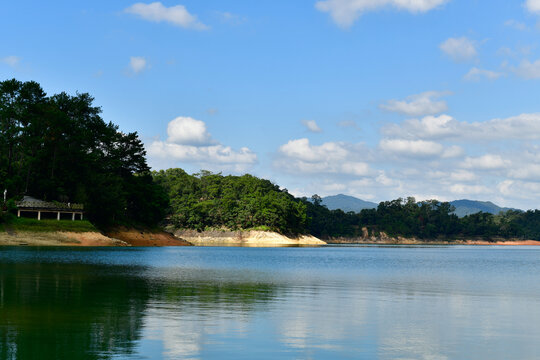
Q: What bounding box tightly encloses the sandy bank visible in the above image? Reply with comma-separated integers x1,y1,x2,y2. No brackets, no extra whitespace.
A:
173,229,326,247
0,231,128,246
105,228,192,246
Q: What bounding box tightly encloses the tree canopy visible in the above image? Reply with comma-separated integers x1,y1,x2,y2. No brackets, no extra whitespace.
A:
0,79,167,226
153,169,307,234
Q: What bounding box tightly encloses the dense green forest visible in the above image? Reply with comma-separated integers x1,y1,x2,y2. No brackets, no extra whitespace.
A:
0,79,167,226
152,168,307,234
3,78,540,241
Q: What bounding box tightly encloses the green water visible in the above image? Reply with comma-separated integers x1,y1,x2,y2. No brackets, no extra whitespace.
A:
1,246,540,359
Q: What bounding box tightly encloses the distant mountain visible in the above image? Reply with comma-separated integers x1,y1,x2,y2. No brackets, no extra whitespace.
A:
450,199,519,217
319,195,520,217
321,194,377,213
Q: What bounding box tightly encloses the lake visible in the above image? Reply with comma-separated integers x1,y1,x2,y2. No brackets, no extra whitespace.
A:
1,245,540,359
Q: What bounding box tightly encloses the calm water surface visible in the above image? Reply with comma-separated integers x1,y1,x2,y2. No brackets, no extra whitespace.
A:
1,245,540,359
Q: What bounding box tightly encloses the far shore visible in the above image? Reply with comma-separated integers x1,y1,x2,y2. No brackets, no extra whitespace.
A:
325,238,540,246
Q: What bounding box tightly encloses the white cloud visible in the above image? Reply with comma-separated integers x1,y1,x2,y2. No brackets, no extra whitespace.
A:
441,145,464,158
149,142,256,166
461,154,509,170
376,172,396,186
508,163,540,181
440,37,477,62
525,0,540,14
504,19,527,31
167,117,212,145
379,139,444,157
475,114,540,139
450,184,489,195
380,91,449,117
426,170,476,182
129,56,147,74
383,113,540,141
276,138,371,176
279,138,348,163
464,67,503,81
497,180,514,196
302,120,322,133
450,170,477,182
147,116,257,171
1,56,20,67
315,0,448,28
383,114,459,139
125,2,208,30
514,59,540,79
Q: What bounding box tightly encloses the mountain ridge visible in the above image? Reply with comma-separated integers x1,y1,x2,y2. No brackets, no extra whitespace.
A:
320,194,377,212
321,194,520,217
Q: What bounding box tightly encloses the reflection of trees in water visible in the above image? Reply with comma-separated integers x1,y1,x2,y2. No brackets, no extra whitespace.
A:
0,263,150,359
156,276,277,311
0,263,279,359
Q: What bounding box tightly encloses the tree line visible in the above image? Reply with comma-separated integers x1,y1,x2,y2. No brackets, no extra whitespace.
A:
302,196,540,241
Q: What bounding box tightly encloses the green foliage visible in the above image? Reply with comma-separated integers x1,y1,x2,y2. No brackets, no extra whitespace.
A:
3,217,97,232
6,199,16,212
153,169,307,234
0,79,167,227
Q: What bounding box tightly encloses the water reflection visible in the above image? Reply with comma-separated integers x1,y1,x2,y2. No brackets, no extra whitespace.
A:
0,261,279,359
1,246,540,359
0,262,150,359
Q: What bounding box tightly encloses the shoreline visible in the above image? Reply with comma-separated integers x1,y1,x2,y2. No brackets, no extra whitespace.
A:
0,228,192,247
325,238,540,246
2,228,540,247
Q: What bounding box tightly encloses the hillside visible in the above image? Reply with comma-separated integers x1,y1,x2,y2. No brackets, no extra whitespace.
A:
321,194,377,212
450,199,519,217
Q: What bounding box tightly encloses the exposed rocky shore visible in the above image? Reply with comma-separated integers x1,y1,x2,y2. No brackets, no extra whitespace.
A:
324,227,540,245
173,229,326,247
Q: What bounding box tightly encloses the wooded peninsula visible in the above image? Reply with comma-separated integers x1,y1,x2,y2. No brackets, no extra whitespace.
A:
2,79,540,243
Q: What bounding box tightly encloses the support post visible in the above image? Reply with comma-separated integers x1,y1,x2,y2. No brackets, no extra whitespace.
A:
72,213,75,221
17,210,20,218
37,211,41,221
81,213,83,220
57,212,60,221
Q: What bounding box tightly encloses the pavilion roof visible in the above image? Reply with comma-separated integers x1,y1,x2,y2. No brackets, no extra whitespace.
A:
16,196,84,211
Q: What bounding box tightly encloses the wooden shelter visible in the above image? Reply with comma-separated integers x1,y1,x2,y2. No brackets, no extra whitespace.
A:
16,196,84,221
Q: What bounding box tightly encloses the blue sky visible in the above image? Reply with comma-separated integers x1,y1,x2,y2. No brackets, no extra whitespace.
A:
3,0,540,209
